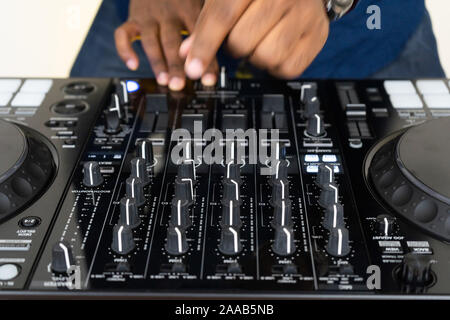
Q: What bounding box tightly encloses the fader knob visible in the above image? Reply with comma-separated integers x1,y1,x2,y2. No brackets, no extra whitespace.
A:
104,109,121,134
111,224,135,255
271,200,293,227
304,97,320,119
323,204,345,230
399,253,433,286
177,160,196,181
220,200,242,228
222,179,241,203
51,241,75,273
126,177,145,206
136,140,154,165
326,227,350,257
272,227,296,256
165,226,189,255
376,214,395,236
271,178,289,206
119,197,141,228
315,164,335,188
82,161,104,187
318,183,339,208
170,199,192,229
219,227,242,256
174,178,194,204
306,114,325,137
130,157,150,185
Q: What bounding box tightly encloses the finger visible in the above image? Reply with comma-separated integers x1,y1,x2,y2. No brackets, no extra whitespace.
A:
179,35,194,60
185,0,253,79
160,21,186,91
140,24,169,86
114,21,141,70
201,58,219,87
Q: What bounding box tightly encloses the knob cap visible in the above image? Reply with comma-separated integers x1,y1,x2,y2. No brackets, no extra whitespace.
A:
224,162,242,183
399,253,433,286
82,161,104,187
116,80,130,106
51,241,75,273
222,178,241,203
316,164,335,188
271,200,293,227
220,200,242,228
165,226,189,255
136,140,154,165
119,197,141,228
326,227,350,257
306,114,325,137
271,159,288,182
271,178,289,206
130,157,150,185
318,183,339,208
126,177,145,206
174,178,194,204
178,160,196,181
304,97,320,119
323,204,345,230
376,214,395,236
272,227,296,256
170,199,192,229
111,224,135,255
300,83,318,104
104,109,121,134
219,227,242,255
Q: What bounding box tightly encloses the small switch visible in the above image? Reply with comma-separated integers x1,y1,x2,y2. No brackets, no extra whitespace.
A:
304,154,319,162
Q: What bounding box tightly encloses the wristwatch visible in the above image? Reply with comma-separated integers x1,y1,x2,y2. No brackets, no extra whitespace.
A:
324,0,358,21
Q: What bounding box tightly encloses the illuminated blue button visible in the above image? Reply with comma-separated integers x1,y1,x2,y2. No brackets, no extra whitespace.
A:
126,80,140,93
306,165,319,173
323,154,337,162
304,154,319,162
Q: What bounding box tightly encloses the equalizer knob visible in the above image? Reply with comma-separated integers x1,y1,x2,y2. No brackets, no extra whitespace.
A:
316,164,335,188
51,241,75,273
271,159,288,182
165,226,189,255
119,197,141,228
170,199,192,229
306,114,325,137
136,140,154,165
271,200,293,227
300,83,318,104
376,214,395,236
174,178,194,204
272,227,296,256
219,227,242,256
220,200,242,228
224,162,242,183
304,97,320,119
271,178,289,206
130,157,150,185
104,109,121,134
323,204,345,230
177,160,196,181
318,183,339,208
111,224,135,255
399,253,433,286
82,161,104,187
222,179,241,203
326,227,350,257
126,177,145,206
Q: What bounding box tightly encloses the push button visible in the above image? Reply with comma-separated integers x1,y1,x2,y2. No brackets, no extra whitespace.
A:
304,154,319,162
0,264,20,280
19,216,41,228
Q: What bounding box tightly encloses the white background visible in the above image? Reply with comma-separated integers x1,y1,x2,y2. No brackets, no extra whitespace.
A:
0,0,448,78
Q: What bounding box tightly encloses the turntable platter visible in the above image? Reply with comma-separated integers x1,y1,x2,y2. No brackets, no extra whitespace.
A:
0,120,28,183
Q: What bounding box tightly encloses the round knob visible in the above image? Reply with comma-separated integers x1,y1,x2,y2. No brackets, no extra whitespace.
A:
116,80,130,106
318,183,339,208
323,204,345,230
136,140,154,165
271,159,288,181
301,83,318,104
219,227,242,256
271,178,289,206
104,109,121,134
130,157,150,185
304,97,320,119
316,164,335,188
174,178,194,204
306,114,325,137
111,224,135,255
224,162,241,182
170,199,192,229
82,161,104,187
125,177,145,206
272,226,296,256
51,241,75,273
178,160,196,181
165,226,189,255
326,227,350,257
119,197,141,228
220,200,242,228
399,253,433,286
271,200,293,227
222,178,241,203
376,214,395,236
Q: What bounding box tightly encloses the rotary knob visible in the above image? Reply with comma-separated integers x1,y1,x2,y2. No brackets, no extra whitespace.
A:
326,227,350,257
301,83,318,104
170,199,192,229
136,140,154,165
271,178,289,206
130,157,150,185
271,200,293,227
224,162,242,183
82,161,104,187
125,177,145,206
51,241,75,273
376,214,395,236
271,159,288,182
104,109,121,134
220,200,242,228
178,160,196,181
222,178,241,203
306,114,325,137
316,164,335,188
272,226,296,256
116,80,130,106
318,183,339,208
119,197,141,228
304,97,321,119
165,226,189,255
399,253,433,286
219,227,242,256
111,224,135,255
174,178,194,204
323,204,345,230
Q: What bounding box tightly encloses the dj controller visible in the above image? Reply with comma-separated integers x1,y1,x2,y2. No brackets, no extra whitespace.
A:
0,76,449,299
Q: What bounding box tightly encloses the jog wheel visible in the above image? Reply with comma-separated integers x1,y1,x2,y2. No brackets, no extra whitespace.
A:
0,119,56,222
366,117,450,241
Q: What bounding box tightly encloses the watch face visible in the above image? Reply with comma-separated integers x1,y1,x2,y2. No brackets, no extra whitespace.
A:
328,0,355,20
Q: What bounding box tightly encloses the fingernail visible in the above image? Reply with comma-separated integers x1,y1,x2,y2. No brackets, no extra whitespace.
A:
185,58,204,79
126,59,138,70
157,72,169,86
169,77,185,91
202,74,217,87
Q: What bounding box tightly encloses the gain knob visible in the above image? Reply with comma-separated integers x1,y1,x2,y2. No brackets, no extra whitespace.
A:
136,140,154,165
119,197,141,228
170,199,192,229
300,83,318,104
306,114,325,137
126,177,145,206
304,96,320,119
318,183,339,208
271,200,293,227
82,161,104,187
323,204,345,230
271,178,289,206
104,109,121,134
222,178,241,203
219,227,242,256
271,159,288,182
225,162,242,183
165,226,189,255
399,253,433,287
111,224,135,255
272,226,296,256
130,157,150,185
178,160,196,181
326,227,350,257
51,241,75,273
376,214,395,236
220,200,242,228
174,178,194,204
315,164,335,188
